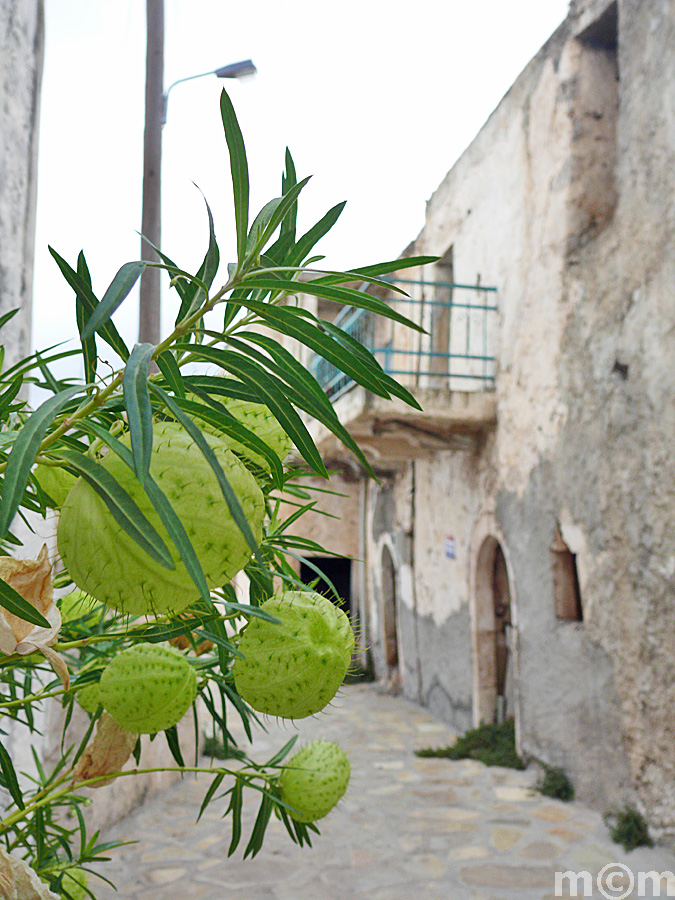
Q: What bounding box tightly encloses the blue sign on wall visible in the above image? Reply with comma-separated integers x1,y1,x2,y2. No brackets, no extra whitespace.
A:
445,536,456,559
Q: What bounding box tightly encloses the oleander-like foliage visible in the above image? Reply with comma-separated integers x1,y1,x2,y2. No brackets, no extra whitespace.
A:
0,90,432,898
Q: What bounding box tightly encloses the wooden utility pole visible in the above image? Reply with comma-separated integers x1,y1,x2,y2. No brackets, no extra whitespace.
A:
139,0,164,344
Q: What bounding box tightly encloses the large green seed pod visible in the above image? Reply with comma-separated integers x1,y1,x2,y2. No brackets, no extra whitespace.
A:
57,422,264,616
222,398,292,471
75,681,101,716
191,397,292,472
232,590,355,719
279,740,350,823
34,463,77,509
98,643,196,734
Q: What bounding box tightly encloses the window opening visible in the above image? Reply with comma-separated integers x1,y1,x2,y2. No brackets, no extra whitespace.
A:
550,530,583,622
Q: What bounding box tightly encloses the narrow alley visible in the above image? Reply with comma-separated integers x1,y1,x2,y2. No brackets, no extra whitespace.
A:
90,683,674,900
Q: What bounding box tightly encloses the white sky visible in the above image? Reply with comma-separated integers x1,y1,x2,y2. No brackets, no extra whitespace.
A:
33,0,570,376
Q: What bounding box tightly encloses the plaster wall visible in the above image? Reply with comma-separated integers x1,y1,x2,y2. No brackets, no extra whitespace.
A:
393,0,675,842
0,0,42,367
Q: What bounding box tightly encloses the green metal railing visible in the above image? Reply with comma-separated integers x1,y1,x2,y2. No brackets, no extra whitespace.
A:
309,278,498,399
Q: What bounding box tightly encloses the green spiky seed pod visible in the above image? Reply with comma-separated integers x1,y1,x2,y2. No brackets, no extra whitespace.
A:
221,398,292,471
190,396,292,472
98,643,196,734
34,463,77,509
59,590,101,625
76,682,101,715
57,422,264,616
232,590,355,719
60,868,88,900
279,740,350,823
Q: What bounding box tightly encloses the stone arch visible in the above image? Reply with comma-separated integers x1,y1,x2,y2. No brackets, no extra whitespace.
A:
380,543,399,669
470,524,518,727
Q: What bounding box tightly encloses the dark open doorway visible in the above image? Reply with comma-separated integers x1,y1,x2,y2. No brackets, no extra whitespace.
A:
299,556,352,620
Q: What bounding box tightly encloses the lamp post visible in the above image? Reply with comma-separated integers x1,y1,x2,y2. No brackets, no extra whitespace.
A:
138,16,256,344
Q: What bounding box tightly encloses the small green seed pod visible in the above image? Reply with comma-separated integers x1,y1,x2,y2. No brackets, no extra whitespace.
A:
279,740,350,823
98,643,197,734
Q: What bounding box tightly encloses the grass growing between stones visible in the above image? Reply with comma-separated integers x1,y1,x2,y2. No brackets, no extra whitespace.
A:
604,804,653,851
537,765,575,801
415,718,525,769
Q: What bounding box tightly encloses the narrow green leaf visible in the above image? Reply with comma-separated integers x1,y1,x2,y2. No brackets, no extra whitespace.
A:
0,309,19,336
265,735,298,768
172,344,327,477
197,771,226,822
0,379,22,421
144,475,210,601
34,351,62,395
49,247,130,361
0,740,24,809
54,448,175,569
82,261,146,341
320,315,422,408
272,301,421,409
243,791,273,858
149,383,262,560
164,724,186,766
175,197,220,325
78,423,208,599
231,332,373,472
123,343,155,483
0,576,50,627
245,177,311,265
173,392,284,486
227,778,244,856
0,385,83,537
156,351,186,398
239,274,424,333
182,375,259,402
277,805,300,845
340,254,439,280
76,252,97,386
245,198,283,260
220,89,249,266
234,302,392,399
288,201,346,267
281,148,298,240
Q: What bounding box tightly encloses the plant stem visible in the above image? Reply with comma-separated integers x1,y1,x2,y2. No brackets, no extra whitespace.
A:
0,763,267,833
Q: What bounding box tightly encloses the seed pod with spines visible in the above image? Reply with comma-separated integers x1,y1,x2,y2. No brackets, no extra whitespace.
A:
232,590,355,719
97,642,197,734
279,740,350,823
57,422,264,616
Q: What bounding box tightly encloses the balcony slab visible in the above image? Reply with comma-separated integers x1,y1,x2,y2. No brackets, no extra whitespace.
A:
308,386,497,468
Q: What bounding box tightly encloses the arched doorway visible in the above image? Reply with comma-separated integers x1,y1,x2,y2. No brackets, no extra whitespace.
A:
473,536,513,724
381,545,399,669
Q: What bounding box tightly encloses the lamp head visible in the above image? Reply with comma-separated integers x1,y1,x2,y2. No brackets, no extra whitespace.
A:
214,59,257,79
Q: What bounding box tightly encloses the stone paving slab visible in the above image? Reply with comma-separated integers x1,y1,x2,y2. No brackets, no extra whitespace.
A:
89,684,675,900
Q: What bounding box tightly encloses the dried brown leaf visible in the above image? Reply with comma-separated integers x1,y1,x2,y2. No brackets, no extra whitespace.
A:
72,713,137,788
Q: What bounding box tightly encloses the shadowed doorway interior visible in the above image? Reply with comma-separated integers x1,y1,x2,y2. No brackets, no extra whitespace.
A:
299,556,352,620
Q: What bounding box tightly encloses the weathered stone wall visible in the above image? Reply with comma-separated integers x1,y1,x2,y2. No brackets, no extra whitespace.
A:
361,0,675,843
0,0,43,367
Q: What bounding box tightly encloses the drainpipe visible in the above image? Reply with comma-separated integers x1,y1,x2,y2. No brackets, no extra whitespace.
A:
410,461,423,702
357,477,369,671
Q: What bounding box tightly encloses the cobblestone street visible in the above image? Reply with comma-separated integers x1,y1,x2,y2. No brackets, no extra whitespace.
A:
90,684,675,900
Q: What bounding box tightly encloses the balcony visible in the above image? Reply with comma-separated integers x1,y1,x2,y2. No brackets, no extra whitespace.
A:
307,278,499,466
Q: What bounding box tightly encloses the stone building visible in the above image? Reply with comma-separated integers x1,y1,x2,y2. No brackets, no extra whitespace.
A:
0,0,43,368
296,0,675,846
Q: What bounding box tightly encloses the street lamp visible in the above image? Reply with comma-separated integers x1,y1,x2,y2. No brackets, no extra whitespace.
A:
161,60,257,125
139,51,256,344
